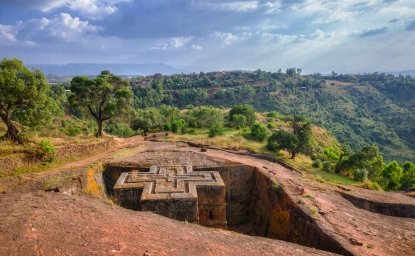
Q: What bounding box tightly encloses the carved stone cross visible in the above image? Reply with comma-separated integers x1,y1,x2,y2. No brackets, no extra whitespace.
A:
113,165,227,228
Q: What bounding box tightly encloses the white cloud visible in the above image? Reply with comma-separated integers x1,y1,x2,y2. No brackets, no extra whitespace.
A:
15,0,131,19
34,0,68,12
66,0,125,18
0,25,17,43
192,44,203,50
260,1,282,14
203,1,259,12
212,31,239,45
1,13,100,44
46,13,100,40
151,37,194,50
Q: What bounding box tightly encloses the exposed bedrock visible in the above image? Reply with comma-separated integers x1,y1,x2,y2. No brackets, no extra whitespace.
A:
103,163,352,255
339,192,415,218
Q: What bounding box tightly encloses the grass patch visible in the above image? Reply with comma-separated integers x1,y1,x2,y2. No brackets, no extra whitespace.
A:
42,173,79,191
310,207,318,218
303,193,313,198
272,180,280,192
310,169,362,186
0,149,103,178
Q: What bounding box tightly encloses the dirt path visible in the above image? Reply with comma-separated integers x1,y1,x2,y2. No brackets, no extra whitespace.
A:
61,135,144,169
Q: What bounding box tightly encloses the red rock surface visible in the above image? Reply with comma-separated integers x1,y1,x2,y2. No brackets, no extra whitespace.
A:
0,192,333,256
1,139,414,256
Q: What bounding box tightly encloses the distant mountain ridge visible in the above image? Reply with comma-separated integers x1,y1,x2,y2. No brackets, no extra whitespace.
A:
29,63,180,76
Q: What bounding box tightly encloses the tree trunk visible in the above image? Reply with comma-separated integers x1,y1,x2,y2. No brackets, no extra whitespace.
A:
1,114,23,144
96,120,103,137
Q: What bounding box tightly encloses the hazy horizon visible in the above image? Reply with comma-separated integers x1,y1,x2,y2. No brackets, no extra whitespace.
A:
1,0,415,74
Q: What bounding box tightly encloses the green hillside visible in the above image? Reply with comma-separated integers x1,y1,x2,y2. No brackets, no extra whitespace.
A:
130,70,415,162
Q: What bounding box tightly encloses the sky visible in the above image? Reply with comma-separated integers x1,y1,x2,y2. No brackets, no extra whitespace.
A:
0,0,415,74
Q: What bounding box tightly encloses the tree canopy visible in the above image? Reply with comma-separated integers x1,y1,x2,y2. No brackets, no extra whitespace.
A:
0,58,55,143
266,116,312,158
228,104,256,126
69,70,133,137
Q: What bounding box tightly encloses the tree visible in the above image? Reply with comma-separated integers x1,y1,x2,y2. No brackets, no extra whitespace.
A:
231,114,247,129
336,145,384,178
379,161,403,191
266,130,298,157
0,58,54,144
294,120,312,157
132,108,164,132
228,104,256,126
247,123,269,142
208,124,224,138
266,117,312,159
186,106,224,128
69,71,133,137
401,161,415,191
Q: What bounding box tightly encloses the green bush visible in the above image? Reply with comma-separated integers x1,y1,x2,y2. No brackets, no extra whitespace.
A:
312,159,323,168
272,180,281,192
268,119,277,129
104,123,134,138
62,122,82,136
228,104,256,126
185,106,224,128
323,146,341,161
208,124,224,138
231,114,247,129
401,161,415,191
360,180,382,191
245,123,269,142
39,140,56,161
378,161,403,190
171,119,188,134
132,108,164,132
322,161,332,172
353,169,368,181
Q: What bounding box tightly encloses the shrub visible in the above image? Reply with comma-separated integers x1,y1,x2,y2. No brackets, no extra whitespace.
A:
104,123,134,138
267,120,276,129
378,161,403,191
245,123,269,142
312,159,323,168
171,119,188,134
266,130,297,153
322,161,332,172
163,123,172,131
353,168,368,181
61,120,82,136
132,108,165,132
208,124,224,138
401,161,415,191
231,114,247,129
272,180,280,192
228,104,256,126
185,106,224,128
267,111,279,118
39,140,56,161
240,127,251,138
360,180,382,191
323,146,341,161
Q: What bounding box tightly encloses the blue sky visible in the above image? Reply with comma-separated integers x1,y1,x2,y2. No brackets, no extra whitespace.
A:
0,0,415,73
